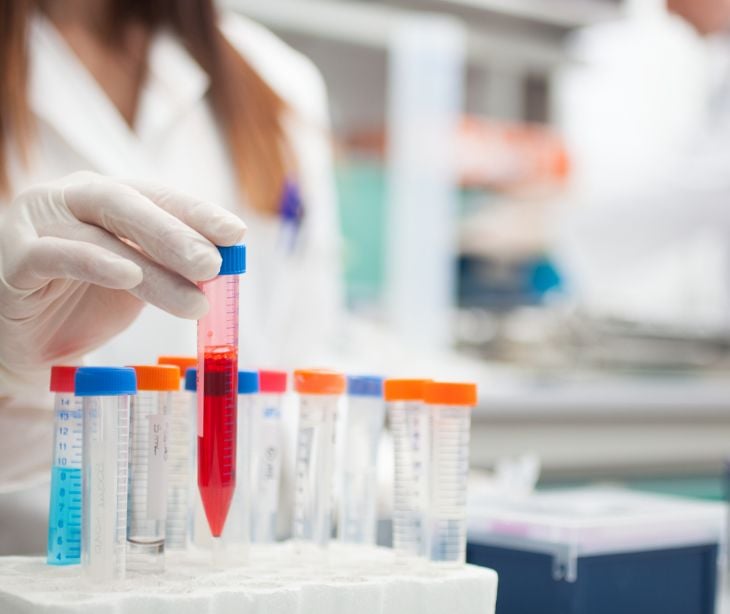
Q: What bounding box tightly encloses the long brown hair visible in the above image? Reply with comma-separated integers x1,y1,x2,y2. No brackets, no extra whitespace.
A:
0,0,289,214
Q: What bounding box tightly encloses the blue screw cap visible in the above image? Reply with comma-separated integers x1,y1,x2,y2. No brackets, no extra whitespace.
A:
217,244,246,276
347,375,384,398
238,370,259,395
75,367,137,397
184,367,197,392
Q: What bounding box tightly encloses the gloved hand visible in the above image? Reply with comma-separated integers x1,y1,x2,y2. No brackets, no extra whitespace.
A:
0,171,246,394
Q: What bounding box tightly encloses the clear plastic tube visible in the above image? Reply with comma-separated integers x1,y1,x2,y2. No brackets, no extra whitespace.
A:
389,399,430,559
250,375,285,543
338,377,385,545
157,357,197,551
127,386,173,572
163,387,192,551
224,371,259,560
428,405,471,564
198,282,238,541
83,395,131,581
78,367,135,583
182,368,206,548
293,370,345,550
294,395,338,547
425,382,476,566
47,366,82,565
197,245,245,553
186,369,214,549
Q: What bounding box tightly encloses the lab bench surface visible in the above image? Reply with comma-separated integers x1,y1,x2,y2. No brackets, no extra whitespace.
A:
0,544,498,614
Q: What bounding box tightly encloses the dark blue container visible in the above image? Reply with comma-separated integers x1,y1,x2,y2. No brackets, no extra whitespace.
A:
467,489,723,614
467,541,718,614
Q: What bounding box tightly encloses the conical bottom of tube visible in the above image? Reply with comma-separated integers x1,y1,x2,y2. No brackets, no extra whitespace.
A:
199,485,234,537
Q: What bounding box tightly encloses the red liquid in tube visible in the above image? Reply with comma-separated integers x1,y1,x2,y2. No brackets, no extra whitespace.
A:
198,346,238,537
197,245,244,545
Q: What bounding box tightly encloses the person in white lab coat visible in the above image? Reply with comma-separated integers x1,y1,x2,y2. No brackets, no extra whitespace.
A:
554,0,730,332
0,0,342,552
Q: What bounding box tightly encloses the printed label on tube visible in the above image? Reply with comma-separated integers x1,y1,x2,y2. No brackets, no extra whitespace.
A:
147,414,168,520
259,406,282,511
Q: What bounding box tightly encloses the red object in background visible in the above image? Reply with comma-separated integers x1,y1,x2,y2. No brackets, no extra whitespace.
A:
259,369,288,394
457,116,570,189
344,115,571,190
198,346,238,538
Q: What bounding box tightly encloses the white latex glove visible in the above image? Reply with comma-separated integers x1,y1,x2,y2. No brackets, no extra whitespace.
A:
0,171,246,395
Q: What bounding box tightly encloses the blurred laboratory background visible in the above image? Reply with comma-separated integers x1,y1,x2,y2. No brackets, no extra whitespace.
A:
225,0,730,499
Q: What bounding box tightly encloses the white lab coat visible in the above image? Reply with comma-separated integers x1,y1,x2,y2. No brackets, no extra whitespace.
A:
552,12,730,333
0,12,343,550
16,13,343,369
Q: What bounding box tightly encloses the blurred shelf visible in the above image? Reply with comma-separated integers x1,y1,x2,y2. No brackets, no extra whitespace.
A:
378,0,624,29
474,371,730,419
469,367,730,478
224,0,570,69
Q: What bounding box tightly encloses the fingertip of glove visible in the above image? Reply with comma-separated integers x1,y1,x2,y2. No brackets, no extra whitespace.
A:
210,214,247,247
186,248,222,282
